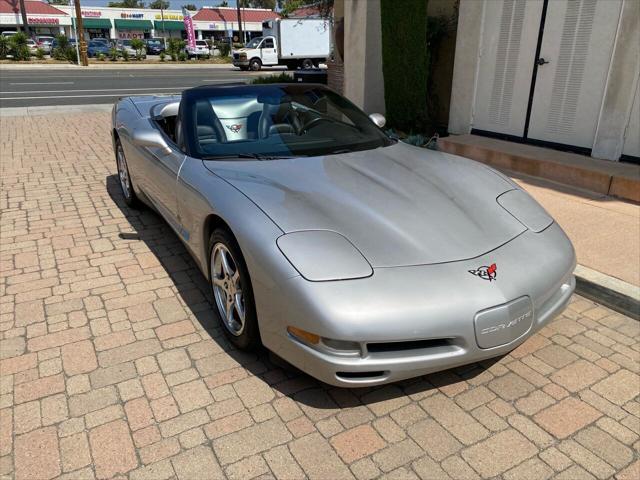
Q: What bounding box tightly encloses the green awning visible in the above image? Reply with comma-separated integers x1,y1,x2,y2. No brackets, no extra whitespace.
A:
73,18,112,29
114,19,153,30
154,20,184,31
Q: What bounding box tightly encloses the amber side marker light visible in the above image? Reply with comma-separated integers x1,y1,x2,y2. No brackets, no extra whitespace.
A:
287,326,320,345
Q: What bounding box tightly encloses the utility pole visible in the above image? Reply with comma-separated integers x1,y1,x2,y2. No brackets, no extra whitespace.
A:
73,0,88,66
18,0,31,37
160,5,167,50
236,0,243,45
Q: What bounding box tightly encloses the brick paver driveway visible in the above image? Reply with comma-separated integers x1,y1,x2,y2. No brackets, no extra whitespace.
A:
1,112,638,480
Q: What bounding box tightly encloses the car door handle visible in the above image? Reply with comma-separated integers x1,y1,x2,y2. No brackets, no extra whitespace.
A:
536,57,550,66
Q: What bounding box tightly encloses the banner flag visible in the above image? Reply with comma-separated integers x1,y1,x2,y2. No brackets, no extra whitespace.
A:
182,8,196,49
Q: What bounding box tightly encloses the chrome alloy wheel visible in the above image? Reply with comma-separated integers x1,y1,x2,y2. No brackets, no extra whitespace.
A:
116,145,131,198
211,243,246,336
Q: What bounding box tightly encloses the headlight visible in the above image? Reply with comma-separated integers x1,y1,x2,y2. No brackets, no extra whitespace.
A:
277,230,372,281
498,189,553,232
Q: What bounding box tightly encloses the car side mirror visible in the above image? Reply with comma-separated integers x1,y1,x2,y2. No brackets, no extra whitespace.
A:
369,113,386,128
131,129,172,155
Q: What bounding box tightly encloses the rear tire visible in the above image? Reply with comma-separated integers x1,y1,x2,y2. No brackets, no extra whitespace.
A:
115,139,139,208
249,58,262,71
209,229,260,350
301,58,314,69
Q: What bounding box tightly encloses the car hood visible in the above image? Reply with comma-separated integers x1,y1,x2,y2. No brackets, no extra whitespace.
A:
204,142,527,267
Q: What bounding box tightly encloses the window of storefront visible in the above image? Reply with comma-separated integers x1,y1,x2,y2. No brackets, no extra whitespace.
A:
73,18,112,39
114,19,152,39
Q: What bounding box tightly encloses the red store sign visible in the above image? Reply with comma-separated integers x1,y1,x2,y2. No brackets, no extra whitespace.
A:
27,17,60,25
81,10,102,18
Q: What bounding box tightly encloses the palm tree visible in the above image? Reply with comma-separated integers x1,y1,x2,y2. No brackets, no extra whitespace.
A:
16,0,31,38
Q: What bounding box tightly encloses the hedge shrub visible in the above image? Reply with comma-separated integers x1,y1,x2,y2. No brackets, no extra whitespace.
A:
380,0,429,133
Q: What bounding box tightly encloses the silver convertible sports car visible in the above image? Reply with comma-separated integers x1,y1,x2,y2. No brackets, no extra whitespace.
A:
112,84,576,387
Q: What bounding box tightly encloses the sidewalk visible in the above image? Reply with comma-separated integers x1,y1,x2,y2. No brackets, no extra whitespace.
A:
511,173,639,288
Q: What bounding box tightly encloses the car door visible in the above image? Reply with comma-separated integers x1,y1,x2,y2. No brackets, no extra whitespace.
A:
260,37,278,65
136,121,186,233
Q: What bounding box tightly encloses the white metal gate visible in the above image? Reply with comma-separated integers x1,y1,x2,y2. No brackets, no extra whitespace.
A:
473,0,624,150
527,0,623,148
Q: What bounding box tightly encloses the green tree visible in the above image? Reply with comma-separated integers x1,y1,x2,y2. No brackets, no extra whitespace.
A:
47,0,70,5
9,32,31,61
108,0,146,8
0,35,10,59
245,0,276,9
216,0,229,6
131,38,145,60
167,38,185,61
279,0,303,17
149,0,170,8
182,3,197,10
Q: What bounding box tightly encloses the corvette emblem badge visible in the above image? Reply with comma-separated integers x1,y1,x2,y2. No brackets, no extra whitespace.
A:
469,263,497,282
226,124,242,133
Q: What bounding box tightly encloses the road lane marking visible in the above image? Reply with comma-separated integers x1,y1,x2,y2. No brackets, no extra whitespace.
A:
10,82,75,85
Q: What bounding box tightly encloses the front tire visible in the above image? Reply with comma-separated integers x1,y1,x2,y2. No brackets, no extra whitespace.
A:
249,58,262,71
209,229,260,350
115,139,139,208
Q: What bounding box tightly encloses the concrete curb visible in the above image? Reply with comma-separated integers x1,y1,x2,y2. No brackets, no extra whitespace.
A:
574,264,640,320
1,104,113,117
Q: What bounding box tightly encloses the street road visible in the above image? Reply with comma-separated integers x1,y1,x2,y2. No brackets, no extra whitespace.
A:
0,66,282,108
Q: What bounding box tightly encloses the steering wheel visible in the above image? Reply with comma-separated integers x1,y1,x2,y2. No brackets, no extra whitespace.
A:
301,116,332,133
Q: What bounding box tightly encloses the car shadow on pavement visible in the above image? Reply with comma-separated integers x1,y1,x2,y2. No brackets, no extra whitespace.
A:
107,174,504,409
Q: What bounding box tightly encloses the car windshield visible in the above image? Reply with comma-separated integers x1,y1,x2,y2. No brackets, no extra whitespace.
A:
245,37,262,48
147,40,161,45
182,85,393,160
121,40,132,46
196,41,207,46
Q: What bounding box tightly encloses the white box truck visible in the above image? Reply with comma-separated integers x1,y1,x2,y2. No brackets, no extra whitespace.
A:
232,18,331,71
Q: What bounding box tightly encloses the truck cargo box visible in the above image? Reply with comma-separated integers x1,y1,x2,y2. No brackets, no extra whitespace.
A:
264,18,331,60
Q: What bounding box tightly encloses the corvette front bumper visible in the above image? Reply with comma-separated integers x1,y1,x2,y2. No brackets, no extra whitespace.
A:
258,223,576,387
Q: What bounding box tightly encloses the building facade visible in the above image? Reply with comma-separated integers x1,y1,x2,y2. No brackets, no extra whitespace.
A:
0,1,277,43
449,0,640,162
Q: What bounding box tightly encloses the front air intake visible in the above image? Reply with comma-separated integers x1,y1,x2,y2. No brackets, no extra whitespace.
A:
366,338,453,353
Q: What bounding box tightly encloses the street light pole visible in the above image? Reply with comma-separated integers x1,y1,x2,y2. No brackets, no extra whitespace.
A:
73,0,88,66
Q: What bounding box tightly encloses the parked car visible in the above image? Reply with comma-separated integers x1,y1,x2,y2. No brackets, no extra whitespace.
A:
51,38,77,50
35,36,54,54
185,40,210,59
87,39,111,58
1,31,17,38
26,39,38,55
145,38,165,55
111,84,576,387
117,39,146,58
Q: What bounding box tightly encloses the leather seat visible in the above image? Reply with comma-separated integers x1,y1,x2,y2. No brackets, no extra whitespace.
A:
195,101,226,146
258,100,301,139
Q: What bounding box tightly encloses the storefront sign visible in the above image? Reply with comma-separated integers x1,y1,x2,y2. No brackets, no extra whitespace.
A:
28,17,60,25
121,13,144,19
82,10,102,17
118,30,145,39
155,14,183,20
208,23,219,30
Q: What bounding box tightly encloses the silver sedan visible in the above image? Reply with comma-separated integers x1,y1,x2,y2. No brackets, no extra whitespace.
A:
111,84,576,387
